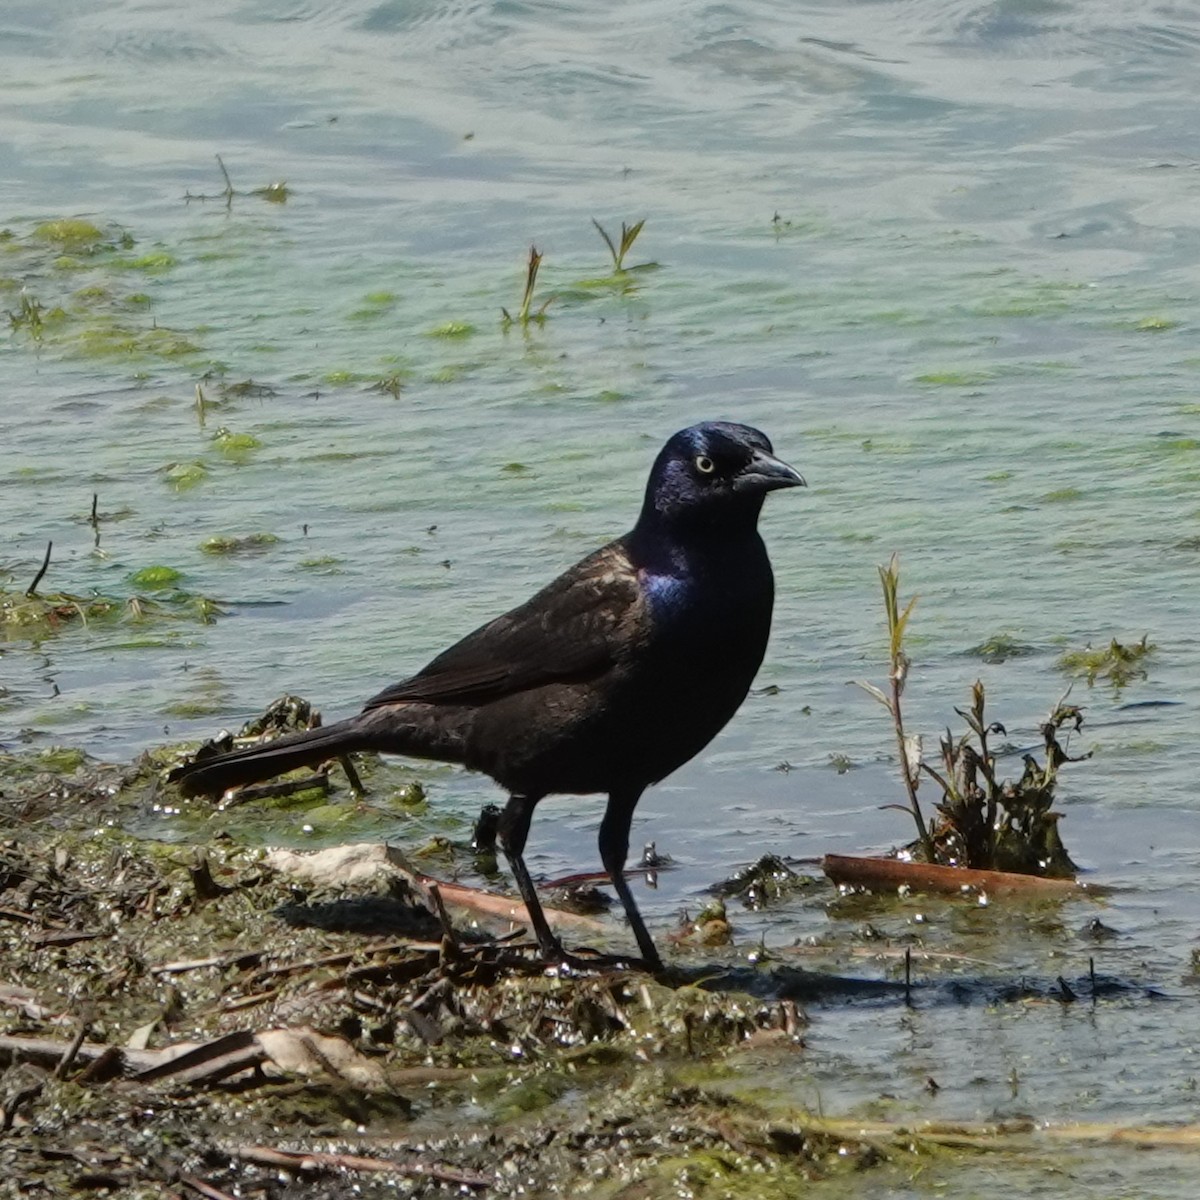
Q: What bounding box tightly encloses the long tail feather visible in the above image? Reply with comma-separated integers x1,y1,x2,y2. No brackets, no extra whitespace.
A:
170,715,374,797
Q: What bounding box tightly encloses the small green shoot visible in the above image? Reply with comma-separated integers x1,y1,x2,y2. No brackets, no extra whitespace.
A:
592,218,646,272
856,555,935,860
501,245,553,327
370,373,405,398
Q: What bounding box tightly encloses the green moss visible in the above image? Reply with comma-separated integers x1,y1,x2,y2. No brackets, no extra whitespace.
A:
1041,486,1083,503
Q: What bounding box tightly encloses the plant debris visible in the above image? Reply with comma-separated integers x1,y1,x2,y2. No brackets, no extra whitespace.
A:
1057,635,1154,690
859,557,1085,876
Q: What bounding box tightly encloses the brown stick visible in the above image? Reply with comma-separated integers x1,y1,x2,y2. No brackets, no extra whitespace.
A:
822,854,1082,898
180,1177,238,1200
422,876,605,932
53,1019,91,1079
233,1144,491,1188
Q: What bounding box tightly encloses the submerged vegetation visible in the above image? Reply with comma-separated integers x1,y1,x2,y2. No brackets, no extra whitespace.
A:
1058,635,1154,690
1,545,224,640
182,154,290,208
3,215,201,366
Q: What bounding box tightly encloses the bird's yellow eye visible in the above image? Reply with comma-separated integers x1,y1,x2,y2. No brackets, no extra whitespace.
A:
695,455,715,474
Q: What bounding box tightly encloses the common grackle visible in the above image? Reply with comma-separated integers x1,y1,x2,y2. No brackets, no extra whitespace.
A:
171,422,804,970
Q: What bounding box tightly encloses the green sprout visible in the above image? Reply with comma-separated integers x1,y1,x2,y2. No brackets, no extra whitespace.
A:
501,245,553,327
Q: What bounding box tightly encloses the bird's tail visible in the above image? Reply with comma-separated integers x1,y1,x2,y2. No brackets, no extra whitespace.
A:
170,713,381,798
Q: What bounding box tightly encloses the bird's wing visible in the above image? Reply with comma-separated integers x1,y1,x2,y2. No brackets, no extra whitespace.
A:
361,542,642,709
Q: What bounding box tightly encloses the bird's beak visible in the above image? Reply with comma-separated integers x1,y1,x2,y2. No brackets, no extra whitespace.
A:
736,449,806,494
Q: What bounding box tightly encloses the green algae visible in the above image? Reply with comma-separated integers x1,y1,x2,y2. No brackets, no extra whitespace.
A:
199,532,280,555
1,580,224,641
428,320,475,338
1057,635,1154,690
32,218,108,249
914,369,994,387
163,461,208,490
1041,486,1084,503
5,217,203,369
129,565,184,591
211,427,262,457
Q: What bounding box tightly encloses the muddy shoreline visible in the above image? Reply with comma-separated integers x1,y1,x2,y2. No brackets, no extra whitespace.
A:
2,739,1196,1197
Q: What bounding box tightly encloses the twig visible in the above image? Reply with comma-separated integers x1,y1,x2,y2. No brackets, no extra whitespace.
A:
338,753,365,795
0,1081,42,1133
180,1177,238,1200
427,884,460,951
151,951,262,976
129,1029,265,1086
216,154,235,209
419,875,606,931
232,1144,491,1189
0,1033,155,1074
90,493,100,548
53,1019,91,1080
26,541,52,597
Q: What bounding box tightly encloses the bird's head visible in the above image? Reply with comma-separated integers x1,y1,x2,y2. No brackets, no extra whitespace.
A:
637,421,805,537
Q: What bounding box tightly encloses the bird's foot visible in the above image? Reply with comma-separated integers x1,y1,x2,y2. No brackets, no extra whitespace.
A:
545,943,659,975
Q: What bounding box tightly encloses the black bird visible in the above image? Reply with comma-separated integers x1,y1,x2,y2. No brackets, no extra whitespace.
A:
172,422,804,970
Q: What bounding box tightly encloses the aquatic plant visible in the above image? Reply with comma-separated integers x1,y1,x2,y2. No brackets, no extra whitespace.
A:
859,556,1082,875
591,217,648,272
1057,635,1153,690
183,154,290,209
857,555,934,860
501,244,553,327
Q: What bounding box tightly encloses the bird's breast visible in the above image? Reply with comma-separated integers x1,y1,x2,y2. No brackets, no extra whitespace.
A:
635,562,774,672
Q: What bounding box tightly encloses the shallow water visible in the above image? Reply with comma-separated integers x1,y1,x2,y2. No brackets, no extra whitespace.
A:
4,0,1200,1187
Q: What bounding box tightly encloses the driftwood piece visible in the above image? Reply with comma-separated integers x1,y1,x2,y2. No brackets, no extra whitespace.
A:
822,854,1083,898
426,876,606,932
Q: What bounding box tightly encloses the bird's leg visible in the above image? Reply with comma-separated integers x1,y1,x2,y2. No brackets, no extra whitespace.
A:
497,793,564,961
599,789,664,973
